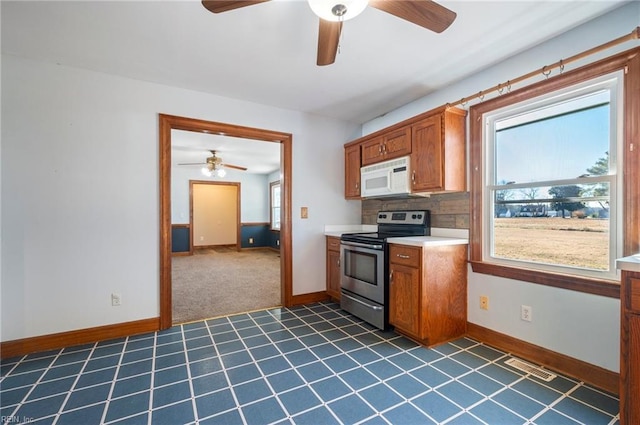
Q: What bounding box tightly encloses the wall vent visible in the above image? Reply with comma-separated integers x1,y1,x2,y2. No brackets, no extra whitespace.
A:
504,358,557,382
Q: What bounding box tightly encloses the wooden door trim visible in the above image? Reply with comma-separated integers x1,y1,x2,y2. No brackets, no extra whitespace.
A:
189,180,241,252
159,114,293,329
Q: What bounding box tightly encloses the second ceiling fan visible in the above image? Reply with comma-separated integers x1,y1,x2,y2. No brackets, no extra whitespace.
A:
201,0,456,66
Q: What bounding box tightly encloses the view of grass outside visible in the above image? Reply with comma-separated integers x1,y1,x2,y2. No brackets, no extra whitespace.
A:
493,217,609,270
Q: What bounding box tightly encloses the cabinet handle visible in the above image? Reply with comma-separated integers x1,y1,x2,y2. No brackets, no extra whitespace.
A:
337,258,340,267
355,182,359,190
382,143,387,153
378,145,382,154
397,254,410,259
389,270,393,281
411,170,416,184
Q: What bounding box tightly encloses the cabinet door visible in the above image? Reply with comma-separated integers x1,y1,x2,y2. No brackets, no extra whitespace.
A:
389,263,421,338
411,115,444,192
344,144,362,199
382,127,412,159
361,137,385,166
327,249,342,300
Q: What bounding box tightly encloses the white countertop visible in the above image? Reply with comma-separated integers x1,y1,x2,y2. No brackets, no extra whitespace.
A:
616,254,640,273
324,224,377,238
387,235,468,247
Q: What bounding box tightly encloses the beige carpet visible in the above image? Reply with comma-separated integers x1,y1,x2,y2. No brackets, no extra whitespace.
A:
172,248,281,324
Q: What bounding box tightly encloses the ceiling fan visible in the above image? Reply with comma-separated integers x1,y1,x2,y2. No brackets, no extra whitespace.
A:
178,150,248,177
201,0,456,66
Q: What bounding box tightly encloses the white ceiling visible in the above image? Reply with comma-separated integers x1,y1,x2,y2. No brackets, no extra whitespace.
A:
1,0,628,173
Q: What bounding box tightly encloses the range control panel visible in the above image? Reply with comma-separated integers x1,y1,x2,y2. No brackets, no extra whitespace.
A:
376,210,429,225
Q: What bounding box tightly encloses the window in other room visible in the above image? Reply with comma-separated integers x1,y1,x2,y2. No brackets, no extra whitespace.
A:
270,180,281,231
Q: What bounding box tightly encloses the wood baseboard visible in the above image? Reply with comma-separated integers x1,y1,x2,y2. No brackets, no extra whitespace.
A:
1,317,160,359
290,291,330,306
467,322,619,396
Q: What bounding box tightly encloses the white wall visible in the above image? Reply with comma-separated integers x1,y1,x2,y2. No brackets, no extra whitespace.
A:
1,55,361,341
171,166,269,224
361,4,639,372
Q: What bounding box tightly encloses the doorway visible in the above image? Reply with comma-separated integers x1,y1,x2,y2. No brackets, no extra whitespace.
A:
159,114,293,330
190,181,241,252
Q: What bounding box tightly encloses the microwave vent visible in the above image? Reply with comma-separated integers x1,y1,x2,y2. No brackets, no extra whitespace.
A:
361,156,409,173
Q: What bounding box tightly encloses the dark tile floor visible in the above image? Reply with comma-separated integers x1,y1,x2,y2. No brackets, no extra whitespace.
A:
1,302,619,424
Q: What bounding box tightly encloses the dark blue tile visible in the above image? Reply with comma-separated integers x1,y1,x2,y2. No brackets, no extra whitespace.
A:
332,337,364,353
187,346,217,362
533,409,582,425
27,377,75,400
431,357,471,378
249,345,280,361
322,354,358,374
278,386,321,415
553,396,615,425
469,345,506,362
410,365,451,388
117,360,152,379
85,354,120,372
309,343,341,358
192,371,229,396
365,359,403,380
407,347,444,364
354,333,384,346
433,342,462,356
63,382,111,410
56,402,106,425
153,381,191,408
183,321,207,331
52,351,90,366
153,365,189,387
211,330,238,344
112,373,152,398
266,370,304,393
339,324,368,336
195,388,237,418
437,381,485,408
328,317,352,328
493,388,546,418
284,349,317,367
216,340,246,355
387,353,424,372
446,412,486,424
310,377,351,402
347,348,382,365
451,338,479,349
267,329,295,342
450,351,490,369
328,394,375,424
156,332,183,346
91,343,125,359
478,363,522,385
185,336,213,350
105,391,150,422
512,379,562,405
358,383,403,411
12,358,55,374
236,326,263,338
339,368,378,390
459,372,506,396
226,364,261,385
386,374,429,399
470,399,526,425
233,378,272,405
241,396,287,425
413,390,462,423
189,357,222,377
207,321,233,332
383,402,436,425
242,335,271,348
150,399,194,425
1,370,44,390
296,361,332,383
291,406,340,425
532,374,579,393
298,333,328,347
569,385,619,416
242,354,280,378
221,351,252,368
309,321,333,332
109,412,149,425
121,348,154,364
0,386,30,406
320,329,348,341
125,338,154,352
24,350,60,361
155,342,185,357
275,339,305,353
15,394,66,420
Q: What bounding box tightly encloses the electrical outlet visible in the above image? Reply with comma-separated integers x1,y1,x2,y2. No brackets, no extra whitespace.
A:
521,305,532,322
249,237,254,244
111,293,122,307
480,295,489,310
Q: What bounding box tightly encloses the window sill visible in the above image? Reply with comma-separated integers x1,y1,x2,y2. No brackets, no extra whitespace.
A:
469,261,620,298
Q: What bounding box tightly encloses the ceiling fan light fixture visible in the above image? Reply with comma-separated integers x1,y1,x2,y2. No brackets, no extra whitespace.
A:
307,0,368,22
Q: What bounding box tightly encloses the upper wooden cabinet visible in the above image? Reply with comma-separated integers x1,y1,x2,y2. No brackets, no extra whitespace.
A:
344,105,467,199
411,108,466,192
344,144,362,199
361,127,412,166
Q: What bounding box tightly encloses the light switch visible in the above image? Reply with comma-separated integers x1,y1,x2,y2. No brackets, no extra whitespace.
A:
301,207,308,219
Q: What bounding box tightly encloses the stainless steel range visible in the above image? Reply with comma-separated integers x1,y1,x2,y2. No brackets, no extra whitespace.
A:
340,210,430,330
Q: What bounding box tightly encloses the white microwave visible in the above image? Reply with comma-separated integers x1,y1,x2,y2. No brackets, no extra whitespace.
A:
360,155,411,198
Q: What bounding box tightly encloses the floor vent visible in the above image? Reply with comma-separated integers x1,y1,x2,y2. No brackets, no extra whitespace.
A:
504,358,557,382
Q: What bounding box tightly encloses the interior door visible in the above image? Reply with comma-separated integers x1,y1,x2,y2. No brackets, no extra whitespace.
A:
191,181,240,250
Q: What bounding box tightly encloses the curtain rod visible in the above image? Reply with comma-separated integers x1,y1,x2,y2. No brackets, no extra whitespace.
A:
448,26,640,108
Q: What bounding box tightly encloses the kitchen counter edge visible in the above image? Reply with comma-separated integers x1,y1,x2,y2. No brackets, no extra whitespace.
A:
616,254,640,273
387,236,469,247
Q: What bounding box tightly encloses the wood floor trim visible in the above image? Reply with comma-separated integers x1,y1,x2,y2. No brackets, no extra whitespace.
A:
1,318,160,359
467,322,619,396
290,291,331,306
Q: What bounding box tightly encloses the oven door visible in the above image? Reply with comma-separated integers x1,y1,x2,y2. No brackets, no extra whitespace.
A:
340,240,385,305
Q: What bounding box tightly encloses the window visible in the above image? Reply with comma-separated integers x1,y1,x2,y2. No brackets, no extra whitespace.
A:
470,50,640,296
270,180,281,231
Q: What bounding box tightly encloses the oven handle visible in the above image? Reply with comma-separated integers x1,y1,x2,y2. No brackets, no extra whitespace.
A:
341,292,384,311
340,240,383,250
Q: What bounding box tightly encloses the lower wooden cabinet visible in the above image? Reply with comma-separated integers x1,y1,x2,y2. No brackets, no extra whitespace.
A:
389,243,467,346
326,236,341,301
620,270,640,425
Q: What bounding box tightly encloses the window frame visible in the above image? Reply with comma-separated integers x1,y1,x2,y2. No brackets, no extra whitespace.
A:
469,48,640,298
270,180,281,231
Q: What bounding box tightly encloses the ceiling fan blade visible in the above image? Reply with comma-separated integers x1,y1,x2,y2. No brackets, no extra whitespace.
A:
202,0,270,14
317,19,342,66
369,0,456,33
177,162,206,166
222,163,248,171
